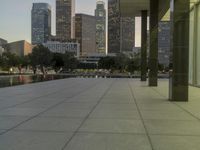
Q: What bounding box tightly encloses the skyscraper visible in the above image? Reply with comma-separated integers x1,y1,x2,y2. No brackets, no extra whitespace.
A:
158,21,170,67
108,0,121,54
95,0,106,54
31,3,51,45
121,17,135,53
75,14,96,56
56,0,75,41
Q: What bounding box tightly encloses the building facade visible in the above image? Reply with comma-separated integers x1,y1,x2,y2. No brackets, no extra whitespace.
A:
158,21,170,67
189,2,200,86
95,1,106,54
108,0,121,54
31,3,51,45
0,38,7,46
56,0,75,41
0,46,4,55
75,14,96,56
43,41,80,57
120,17,135,53
7,40,32,57
0,38,8,55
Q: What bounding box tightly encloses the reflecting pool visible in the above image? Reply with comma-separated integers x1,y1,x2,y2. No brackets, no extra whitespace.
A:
0,74,70,88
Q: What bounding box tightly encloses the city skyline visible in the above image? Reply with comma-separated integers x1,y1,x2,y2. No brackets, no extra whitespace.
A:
0,0,141,46
0,0,104,43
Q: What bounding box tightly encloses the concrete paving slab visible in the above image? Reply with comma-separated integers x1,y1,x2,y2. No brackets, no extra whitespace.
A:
0,101,23,110
0,108,45,117
89,109,140,119
41,108,91,118
95,103,137,111
15,99,64,109
145,120,200,135
141,110,196,120
0,78,200,150
79,119,146,134
67,97,100,103
0,130,6,134
0,116,29,130
16,117,83,132
64,133,152,150
54,102,96,110
101,98,134,104
0,131,73,150
150,135,200,150
138,103,183,111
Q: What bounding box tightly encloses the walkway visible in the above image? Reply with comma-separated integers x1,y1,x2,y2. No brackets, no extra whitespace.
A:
0,78,200,150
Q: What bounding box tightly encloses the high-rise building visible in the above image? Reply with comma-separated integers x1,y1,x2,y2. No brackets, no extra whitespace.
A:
75,14,96,56
108,1,135,54
7,40,33,57
31,3,51,45
56,0,75,41
121,17,135,53
95,0,106,54
108,0,121,54
158,21,170,67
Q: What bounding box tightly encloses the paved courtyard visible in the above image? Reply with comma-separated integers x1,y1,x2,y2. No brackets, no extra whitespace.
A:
0,78,200,150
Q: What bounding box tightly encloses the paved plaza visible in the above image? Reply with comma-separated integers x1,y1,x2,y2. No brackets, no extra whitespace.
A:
0,78,200,150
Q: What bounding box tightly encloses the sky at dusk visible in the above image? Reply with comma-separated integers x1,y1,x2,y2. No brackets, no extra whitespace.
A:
0,0,141,46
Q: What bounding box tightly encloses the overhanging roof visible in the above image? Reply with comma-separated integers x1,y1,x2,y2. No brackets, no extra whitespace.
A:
120,0,149,17
120,0,170,19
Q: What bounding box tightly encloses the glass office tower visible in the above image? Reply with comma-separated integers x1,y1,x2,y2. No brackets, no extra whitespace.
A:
56,0,75,41
31,3,51,45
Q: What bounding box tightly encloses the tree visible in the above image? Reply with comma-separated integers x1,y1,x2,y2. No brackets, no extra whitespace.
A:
0,52,21,72
20,55,30,69
62,52,78,71
126,59,137,74
29,45,52,74
0,55,4,69
158,63,165,71
52,53,64,73
98,57,115,70
114,53,129,72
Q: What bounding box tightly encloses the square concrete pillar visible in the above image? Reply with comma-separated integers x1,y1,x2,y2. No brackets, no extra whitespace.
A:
149,0,159,86
141,10,148,81
169,0,190,101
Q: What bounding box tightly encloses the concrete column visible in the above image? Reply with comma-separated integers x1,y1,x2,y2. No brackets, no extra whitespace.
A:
149,0,159,86
169,0,190,101
141,10,148,81
192,4,198,85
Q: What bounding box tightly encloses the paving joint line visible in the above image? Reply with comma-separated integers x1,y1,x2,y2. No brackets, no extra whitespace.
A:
77,131,200,137
0,78,72,98
151,87,200,122
0,80,101,136
61,80,115,150
128,79,155,150
0,79,84,111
